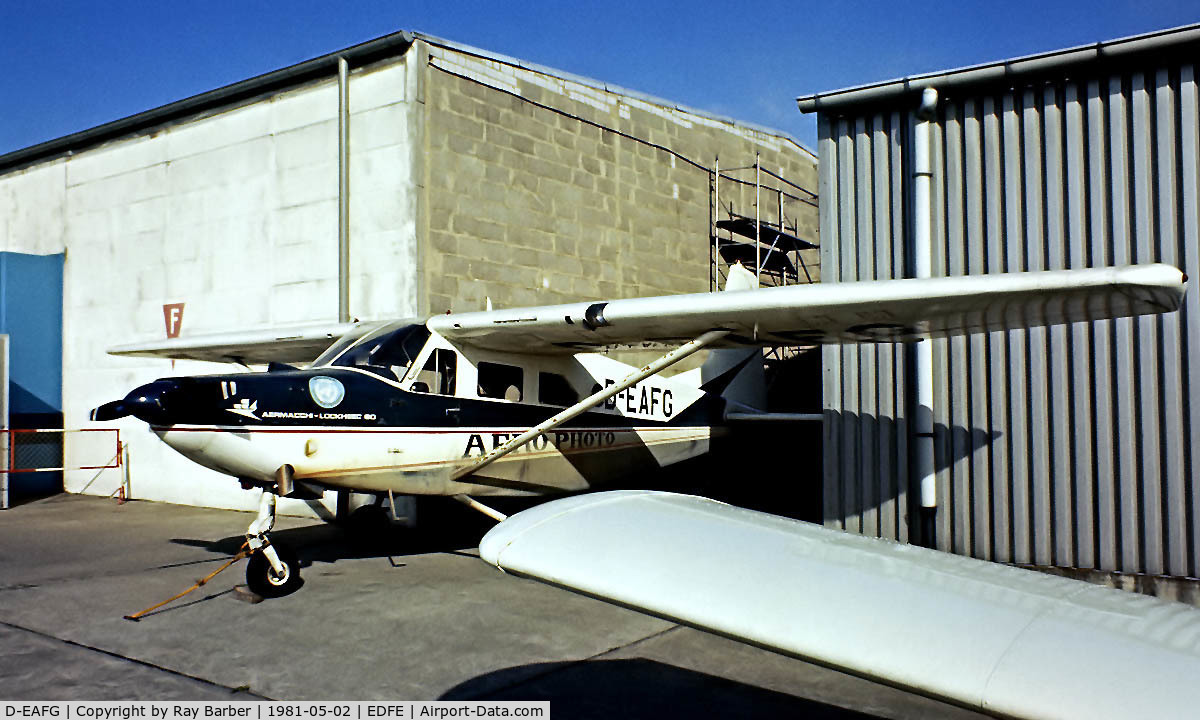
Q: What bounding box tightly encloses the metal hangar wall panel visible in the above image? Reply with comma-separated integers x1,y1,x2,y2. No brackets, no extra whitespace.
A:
802,24,1200,578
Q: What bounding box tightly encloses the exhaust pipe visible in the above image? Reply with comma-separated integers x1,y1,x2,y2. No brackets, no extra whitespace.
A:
275,464,296,498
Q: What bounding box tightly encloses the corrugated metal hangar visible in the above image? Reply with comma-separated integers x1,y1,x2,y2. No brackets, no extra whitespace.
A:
0,31,817,512
799,23,1200,584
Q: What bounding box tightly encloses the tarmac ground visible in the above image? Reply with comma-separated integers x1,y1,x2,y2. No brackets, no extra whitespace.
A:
0,493,988,719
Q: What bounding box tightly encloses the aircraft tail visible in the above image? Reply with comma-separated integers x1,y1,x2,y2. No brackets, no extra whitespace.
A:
700,264,767,411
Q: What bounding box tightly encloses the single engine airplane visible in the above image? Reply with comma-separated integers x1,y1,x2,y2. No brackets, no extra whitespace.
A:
91,262,1186,598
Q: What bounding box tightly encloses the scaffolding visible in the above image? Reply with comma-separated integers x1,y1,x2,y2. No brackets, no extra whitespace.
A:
708,153,818,292
707,154,820,371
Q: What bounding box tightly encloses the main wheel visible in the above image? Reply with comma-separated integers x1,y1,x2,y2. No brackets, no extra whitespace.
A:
246,542,302,598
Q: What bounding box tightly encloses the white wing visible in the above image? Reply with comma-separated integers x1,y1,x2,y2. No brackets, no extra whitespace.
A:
107,321,373,365
431,264,1185,354
480,491,1200,720
107,265,1184,362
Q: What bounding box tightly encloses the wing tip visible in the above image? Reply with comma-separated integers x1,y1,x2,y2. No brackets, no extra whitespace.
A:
480,490,662,567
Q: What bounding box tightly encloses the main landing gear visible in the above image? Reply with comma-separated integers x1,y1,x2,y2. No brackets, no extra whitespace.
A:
244,490,302,598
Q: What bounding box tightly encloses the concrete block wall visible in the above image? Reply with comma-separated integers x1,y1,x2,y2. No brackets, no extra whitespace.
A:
420,42,818,317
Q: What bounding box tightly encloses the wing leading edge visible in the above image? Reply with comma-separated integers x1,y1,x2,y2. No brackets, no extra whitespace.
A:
480,491,1200,720
431,263,1185,354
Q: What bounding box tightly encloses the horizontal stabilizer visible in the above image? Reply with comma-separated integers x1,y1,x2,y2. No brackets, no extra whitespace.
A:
481,491,1200,720
107,321,371,365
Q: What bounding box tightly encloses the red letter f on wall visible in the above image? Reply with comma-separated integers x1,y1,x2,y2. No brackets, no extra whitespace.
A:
163,303,185,339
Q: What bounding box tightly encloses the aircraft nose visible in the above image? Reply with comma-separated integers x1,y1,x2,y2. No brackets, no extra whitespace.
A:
90,380,180,424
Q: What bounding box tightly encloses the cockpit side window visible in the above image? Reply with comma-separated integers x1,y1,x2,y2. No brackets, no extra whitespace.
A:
412,349,457,395
327,324,431,379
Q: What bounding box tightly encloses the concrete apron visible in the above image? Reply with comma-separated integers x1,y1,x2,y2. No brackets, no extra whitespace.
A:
0,494,985,718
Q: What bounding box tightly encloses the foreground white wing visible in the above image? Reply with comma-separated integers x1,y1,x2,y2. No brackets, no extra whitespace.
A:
107,321,372,365
432,264,1185,354
480,491,1200,720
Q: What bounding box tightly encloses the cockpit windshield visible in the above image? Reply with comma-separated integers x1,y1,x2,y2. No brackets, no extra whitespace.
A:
311,321,430,380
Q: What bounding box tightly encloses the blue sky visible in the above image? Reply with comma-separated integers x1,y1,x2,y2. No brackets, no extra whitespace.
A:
1,2,1196,156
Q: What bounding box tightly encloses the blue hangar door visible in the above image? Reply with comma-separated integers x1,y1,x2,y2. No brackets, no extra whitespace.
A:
1,252,64,501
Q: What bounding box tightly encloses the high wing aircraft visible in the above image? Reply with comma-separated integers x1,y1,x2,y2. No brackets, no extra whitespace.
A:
90,262,1185,598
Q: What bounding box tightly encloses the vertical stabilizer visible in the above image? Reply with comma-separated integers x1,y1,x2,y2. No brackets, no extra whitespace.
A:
701,264,767,411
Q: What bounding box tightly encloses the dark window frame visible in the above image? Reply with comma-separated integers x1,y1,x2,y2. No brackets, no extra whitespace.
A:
538,371,579,407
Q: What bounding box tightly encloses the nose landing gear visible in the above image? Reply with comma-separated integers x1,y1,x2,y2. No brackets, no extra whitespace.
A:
246,542,301,597
244,490,302,598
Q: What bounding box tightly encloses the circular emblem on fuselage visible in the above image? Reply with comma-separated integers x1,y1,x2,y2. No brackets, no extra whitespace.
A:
308,376,346,409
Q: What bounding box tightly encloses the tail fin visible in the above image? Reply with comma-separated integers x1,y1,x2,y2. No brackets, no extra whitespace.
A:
701,264,766,411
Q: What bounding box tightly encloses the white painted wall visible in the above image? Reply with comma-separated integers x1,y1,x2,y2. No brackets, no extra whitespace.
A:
0,161,68,255
0,55,419,514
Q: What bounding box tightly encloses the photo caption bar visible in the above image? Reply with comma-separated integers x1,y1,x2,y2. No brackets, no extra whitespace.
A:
0,703,549,720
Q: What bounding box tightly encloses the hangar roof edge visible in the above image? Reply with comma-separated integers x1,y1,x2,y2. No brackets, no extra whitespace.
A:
410,32,813,158
0,31,418,175
0,29,812,175
796,22,1200,115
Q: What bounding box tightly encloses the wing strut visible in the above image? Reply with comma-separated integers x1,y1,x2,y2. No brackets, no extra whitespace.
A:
452,494,509,522
451,330,730,481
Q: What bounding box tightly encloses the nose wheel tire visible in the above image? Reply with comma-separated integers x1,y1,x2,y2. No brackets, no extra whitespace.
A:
246,542,302,598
